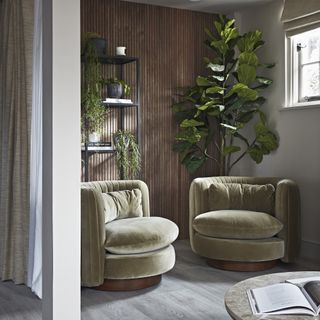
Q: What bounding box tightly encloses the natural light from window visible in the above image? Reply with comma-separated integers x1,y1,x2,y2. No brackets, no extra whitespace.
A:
287,27,320,107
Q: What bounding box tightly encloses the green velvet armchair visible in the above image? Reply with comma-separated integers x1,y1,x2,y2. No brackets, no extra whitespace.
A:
189,177,300,271
81,180,179,290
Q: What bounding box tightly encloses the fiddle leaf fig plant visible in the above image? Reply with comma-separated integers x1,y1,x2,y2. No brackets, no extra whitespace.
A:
172,15,278,175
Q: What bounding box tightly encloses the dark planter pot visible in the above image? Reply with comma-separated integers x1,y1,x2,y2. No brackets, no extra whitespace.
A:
88,37,107,57
107,83,123,99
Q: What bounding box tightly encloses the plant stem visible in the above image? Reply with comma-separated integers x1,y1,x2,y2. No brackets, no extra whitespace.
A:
226,135,233,174
195,145,220,166
229,138,256,172
219,135,225,176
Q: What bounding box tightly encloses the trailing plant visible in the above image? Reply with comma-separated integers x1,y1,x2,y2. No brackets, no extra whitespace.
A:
105,78,131,97
81,32,106,140
172,15,278,175
113,130,141,179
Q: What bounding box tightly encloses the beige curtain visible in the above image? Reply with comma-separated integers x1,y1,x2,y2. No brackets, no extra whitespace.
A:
0,0,34,284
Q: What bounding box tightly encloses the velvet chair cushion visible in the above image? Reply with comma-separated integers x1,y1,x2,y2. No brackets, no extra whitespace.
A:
208,183,275,214
105,217,179,254
101,189,143,223
193,210,283,240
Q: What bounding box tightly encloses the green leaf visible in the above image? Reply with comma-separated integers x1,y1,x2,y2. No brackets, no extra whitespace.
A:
256,77,273,85
236,110,257,123
223,145,241,155
231,83,258,101
259,62,275,69
176,127,202,144
173,141,192,153
237,64,257,85
214,21,222,35
257,132,278,151
225,19,235,29
239,52,258,66
211,75,225,82
196,76,213,87
248,146,263,163
180,119,204,128
226,98,245,110
224,28,239,43
259,110,267,123
197,104,209,111
182,154,206,173
255,120,279,151
206,86,224,94
254,40,265,51
211,40,229,55
207,63,225,72
207,104,225,116
237,31,263,52
242,96,266,109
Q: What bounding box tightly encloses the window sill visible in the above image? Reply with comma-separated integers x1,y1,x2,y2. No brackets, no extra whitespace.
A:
280,102,320,111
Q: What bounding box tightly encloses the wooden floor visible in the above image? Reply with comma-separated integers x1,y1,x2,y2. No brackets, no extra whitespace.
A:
0,240,314,320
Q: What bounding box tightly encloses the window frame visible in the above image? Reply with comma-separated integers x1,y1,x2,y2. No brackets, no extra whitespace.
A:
285,26,320,109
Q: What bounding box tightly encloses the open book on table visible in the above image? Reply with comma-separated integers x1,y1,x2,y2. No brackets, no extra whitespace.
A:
247,276,320,316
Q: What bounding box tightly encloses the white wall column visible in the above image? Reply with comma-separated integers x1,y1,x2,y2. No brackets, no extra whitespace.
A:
42,0,81,319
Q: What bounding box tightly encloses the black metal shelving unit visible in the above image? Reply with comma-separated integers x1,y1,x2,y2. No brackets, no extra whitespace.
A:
82,56,140,181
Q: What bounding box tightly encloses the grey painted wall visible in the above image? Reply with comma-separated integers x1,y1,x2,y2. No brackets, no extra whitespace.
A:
234,0,320,264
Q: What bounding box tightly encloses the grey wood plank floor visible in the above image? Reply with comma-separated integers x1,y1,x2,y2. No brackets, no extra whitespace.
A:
0,240,315,320
81,241,309,320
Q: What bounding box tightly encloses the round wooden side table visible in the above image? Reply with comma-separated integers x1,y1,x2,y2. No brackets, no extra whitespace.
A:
225,271,320,320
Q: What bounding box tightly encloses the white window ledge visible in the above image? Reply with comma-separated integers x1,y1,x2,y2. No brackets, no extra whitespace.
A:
280,102,320,111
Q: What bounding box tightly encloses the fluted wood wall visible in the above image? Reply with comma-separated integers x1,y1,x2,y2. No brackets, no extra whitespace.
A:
81,0,219,238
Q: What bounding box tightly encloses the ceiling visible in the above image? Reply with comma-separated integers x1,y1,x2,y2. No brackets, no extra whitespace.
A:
123,0,273,13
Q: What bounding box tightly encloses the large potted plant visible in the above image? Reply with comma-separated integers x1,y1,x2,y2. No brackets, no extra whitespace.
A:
113,130,141,179
172,15,278,175
81,33,106,142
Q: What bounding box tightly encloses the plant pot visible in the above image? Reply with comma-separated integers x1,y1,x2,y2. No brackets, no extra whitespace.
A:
88,37,107,57
107,83,123,99
88,132,101,143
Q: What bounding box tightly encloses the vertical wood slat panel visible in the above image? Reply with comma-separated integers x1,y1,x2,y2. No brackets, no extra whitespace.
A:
81,0,218,238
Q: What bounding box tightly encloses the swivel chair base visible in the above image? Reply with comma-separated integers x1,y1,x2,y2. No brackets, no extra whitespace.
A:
207,259,277,272
94,275,162,291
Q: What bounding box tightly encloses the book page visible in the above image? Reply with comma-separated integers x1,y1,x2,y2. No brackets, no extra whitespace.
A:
287,277,320,286
303,281,320,309
286,276,320,313
251,283,314,314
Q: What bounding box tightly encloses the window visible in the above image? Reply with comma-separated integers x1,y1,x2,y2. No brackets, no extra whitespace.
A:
286,27,320,107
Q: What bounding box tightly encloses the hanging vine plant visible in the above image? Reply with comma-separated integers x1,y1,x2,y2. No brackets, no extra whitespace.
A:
81,33,106,141
172,15,278,175
113,130,141,179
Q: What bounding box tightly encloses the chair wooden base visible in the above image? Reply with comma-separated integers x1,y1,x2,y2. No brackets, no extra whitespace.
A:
94,275,162,291
207,259,277,272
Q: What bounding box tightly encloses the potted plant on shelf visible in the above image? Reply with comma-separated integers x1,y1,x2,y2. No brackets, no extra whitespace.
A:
105,78,131,99
81,32,107,58
81,33,107,143
172,15,278,175
113,130,141,179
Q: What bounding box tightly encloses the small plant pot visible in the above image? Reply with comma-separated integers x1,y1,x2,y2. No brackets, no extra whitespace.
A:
87,37,107,57
107,83,123,99
88,132,101,143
